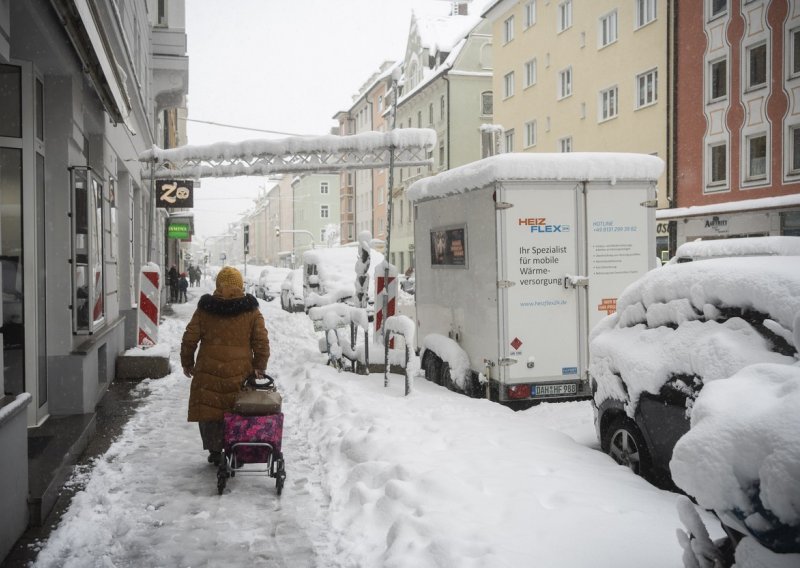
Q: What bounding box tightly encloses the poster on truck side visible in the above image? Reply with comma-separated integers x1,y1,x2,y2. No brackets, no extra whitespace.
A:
499,184,581,383
586,182,655,330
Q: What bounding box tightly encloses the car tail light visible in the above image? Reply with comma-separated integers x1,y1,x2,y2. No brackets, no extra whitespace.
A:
507,384,531,400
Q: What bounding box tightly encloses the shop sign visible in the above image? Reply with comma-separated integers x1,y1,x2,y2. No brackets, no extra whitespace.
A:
168,222,190,239
703,215,729,234
157,179,194,208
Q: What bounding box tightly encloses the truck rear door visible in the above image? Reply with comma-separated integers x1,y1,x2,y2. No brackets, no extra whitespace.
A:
496,182,583,394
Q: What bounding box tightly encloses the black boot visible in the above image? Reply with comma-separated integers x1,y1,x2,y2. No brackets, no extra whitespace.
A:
207,450,221,465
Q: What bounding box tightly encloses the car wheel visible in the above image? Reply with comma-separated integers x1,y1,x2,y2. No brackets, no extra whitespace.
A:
422,350,442,385
604,416,651,478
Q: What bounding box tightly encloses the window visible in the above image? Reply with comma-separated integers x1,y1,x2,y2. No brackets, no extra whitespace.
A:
0,64,22,137
558,67,572,99
599,11,618,47
709,143,727,185
504,71,515,98
560,137,573,152
440,95,446,119
481,91,493,115
481,129,496,158
558,0,572,32
504,15,515,43
429,103,434,125
70,167,105,333
417,110,422,128
524,58,538,88
747,134,767,180
636,0,657,28
524,1,537,28
320,181,329,194
791,126,800,173
439,140,445,167
525,120,537,147
320,228,326,242
709,58,727,100
320,205,329,218
747,43,767,89
636,68,658,108
378,95,383,111
600,86,618,121
505,129,515,152
793,29,800,76
710,0,727,19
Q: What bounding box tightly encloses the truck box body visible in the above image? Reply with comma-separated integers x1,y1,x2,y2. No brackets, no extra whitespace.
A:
408,153,663,403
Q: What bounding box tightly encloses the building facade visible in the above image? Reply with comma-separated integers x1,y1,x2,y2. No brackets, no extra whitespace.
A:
291,173,341,257
0,0,188,558
483,0,671,255
664,0,800,243
391,2,494,273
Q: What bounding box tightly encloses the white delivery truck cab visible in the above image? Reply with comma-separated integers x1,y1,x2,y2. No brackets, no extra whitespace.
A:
407,153,664,405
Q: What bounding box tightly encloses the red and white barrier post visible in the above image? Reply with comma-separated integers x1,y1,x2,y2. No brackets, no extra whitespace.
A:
137,263,161,346
375,261,399,345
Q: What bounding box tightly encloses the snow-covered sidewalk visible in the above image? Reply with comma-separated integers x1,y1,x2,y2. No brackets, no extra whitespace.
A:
32,285,717,567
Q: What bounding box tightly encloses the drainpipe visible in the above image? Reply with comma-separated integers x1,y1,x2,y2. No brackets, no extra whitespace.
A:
443,74,451,170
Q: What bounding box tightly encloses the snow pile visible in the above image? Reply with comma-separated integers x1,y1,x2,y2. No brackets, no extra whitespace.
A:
422,333,472,389
123,343,171,358
671,363,800,555
302,246,384,310
590,257,800,414
669,236,800,263
407,153,665,203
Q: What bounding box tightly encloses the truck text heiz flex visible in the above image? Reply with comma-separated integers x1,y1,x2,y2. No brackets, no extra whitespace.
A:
407,153,663,406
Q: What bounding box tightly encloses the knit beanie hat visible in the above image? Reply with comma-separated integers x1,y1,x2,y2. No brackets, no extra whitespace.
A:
215,266,244,295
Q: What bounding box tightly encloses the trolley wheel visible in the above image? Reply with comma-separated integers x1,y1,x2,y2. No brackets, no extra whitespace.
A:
217,464,228,495
275,458,286,496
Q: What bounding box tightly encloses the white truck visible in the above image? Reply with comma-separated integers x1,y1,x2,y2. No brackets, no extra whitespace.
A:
407,153,664,406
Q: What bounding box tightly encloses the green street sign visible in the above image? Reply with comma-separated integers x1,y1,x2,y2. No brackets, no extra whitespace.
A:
168,222,190,239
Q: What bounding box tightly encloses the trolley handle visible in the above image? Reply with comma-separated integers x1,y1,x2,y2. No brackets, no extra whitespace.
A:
242,374,275,390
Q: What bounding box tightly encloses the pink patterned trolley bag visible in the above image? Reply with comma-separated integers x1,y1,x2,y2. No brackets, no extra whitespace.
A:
216,376,286,496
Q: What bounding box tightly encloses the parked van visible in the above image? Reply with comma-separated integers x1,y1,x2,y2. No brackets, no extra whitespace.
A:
407,153,664,406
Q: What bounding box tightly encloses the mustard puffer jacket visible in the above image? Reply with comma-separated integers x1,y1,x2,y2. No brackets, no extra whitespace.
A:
180,292,269,422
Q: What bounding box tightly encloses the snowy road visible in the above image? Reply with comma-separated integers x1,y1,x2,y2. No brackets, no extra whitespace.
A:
32,284,716,567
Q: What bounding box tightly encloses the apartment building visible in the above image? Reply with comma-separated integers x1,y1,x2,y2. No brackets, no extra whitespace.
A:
665,0,800,243
291,173,341,257
0,0,188,559
334,61,395,245
483,0,670,256
391,1,494,273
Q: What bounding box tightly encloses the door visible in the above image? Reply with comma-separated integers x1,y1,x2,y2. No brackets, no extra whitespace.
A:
497,182,582,384
0,61,49,425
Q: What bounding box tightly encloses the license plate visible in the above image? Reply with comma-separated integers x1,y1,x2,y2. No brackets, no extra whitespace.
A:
532,383,577,397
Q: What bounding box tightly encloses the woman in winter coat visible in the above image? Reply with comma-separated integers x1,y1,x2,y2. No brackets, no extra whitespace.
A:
180,266,270,465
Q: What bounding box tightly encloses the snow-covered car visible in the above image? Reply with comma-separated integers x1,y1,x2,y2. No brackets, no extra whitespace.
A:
668,235,800,264
280,268,304,313
301,247,383,312
672,362,800,564
256,266,291,301
589,255,800,488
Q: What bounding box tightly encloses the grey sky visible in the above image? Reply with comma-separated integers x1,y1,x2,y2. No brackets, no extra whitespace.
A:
185,0,448,237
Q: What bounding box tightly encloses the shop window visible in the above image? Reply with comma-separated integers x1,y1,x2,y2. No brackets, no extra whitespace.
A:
70,167,105,333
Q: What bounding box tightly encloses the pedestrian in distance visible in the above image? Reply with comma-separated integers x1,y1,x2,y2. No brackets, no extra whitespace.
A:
180,266,270,466
168,264,179,303
178,272,189,303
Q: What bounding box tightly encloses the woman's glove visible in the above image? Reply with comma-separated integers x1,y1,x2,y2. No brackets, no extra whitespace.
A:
254,369,266,379
183,367,193,378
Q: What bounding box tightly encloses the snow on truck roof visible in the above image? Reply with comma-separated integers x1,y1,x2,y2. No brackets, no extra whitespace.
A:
407,152,665,203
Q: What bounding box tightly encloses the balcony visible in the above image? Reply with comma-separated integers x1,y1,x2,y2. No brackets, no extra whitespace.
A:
151,27,189,111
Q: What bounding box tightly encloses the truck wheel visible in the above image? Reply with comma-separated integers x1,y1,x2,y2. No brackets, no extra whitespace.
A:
422,351,442,385
604,416,651,478
440,363,458,392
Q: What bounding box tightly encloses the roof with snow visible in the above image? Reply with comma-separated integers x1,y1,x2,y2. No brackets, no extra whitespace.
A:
407,153,665,202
